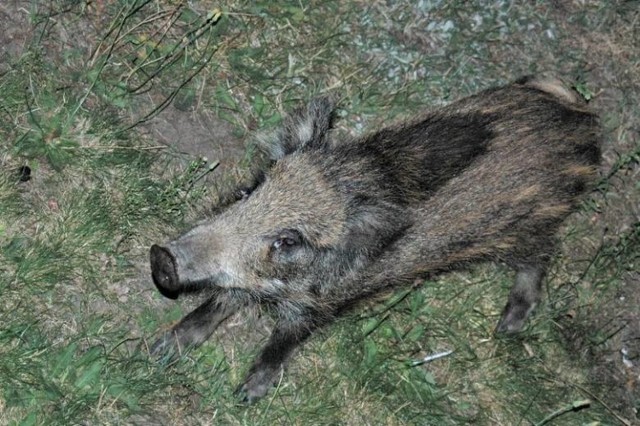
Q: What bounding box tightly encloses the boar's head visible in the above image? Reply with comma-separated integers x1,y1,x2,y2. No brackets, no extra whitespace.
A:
150,97,404,300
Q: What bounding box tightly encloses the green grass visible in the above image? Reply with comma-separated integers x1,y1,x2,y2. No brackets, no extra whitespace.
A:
1,1,639,425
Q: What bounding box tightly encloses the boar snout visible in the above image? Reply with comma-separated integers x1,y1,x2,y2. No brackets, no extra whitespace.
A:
150,244,180,300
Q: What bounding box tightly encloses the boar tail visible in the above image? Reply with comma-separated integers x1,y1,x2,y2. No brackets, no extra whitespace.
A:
516,75,583,105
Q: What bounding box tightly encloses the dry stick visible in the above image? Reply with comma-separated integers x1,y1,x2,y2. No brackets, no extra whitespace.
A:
92,0,154,65
537,355,634,426
118,8,181,83
127,4,182,53
533,399,591,426
74,145,167,151
544,371,633,426
125,8,186,90
71,1,144,123
113,6,177,46
569,382,633,426
127,9,222,94
177,161,220,199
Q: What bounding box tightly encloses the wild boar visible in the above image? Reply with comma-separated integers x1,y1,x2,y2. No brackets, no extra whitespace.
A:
149,75,601,402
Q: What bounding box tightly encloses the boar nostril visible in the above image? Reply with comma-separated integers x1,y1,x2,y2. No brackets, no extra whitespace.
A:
150,244,180,300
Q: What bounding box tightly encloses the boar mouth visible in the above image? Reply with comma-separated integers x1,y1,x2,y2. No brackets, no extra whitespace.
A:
150,244,180,299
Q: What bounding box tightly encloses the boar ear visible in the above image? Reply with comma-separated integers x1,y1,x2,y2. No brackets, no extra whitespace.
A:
266,96,336,161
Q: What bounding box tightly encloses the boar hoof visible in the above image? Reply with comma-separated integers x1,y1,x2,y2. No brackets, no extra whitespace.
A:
149,332,182,362
150,245,180,300
235,365,282,404
495,302,532,335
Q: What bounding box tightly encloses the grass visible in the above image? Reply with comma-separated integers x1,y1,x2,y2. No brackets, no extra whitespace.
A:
1,0,639,424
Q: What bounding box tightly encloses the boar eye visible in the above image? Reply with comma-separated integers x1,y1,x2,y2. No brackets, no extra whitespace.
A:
271,229,303,251
234,187,252,201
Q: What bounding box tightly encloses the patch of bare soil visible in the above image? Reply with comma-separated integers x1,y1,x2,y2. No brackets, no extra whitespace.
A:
0,2,31,73
600,270,640,418
141,104,245,173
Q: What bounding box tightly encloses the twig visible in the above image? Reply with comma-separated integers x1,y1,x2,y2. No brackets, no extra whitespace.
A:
540,362,633,426
570,382,633,426
534,399,591,426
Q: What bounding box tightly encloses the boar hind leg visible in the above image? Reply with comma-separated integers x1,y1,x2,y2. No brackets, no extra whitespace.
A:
496,265,546,334
237,317,317,403
151,289,248,359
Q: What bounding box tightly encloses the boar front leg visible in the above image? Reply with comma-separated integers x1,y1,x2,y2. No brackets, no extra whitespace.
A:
151,288,249,359
237,314,319,403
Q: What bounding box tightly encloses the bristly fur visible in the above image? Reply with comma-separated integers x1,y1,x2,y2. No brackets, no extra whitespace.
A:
149,75,601,403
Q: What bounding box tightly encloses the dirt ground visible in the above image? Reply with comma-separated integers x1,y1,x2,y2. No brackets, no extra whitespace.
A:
1,1,638,423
